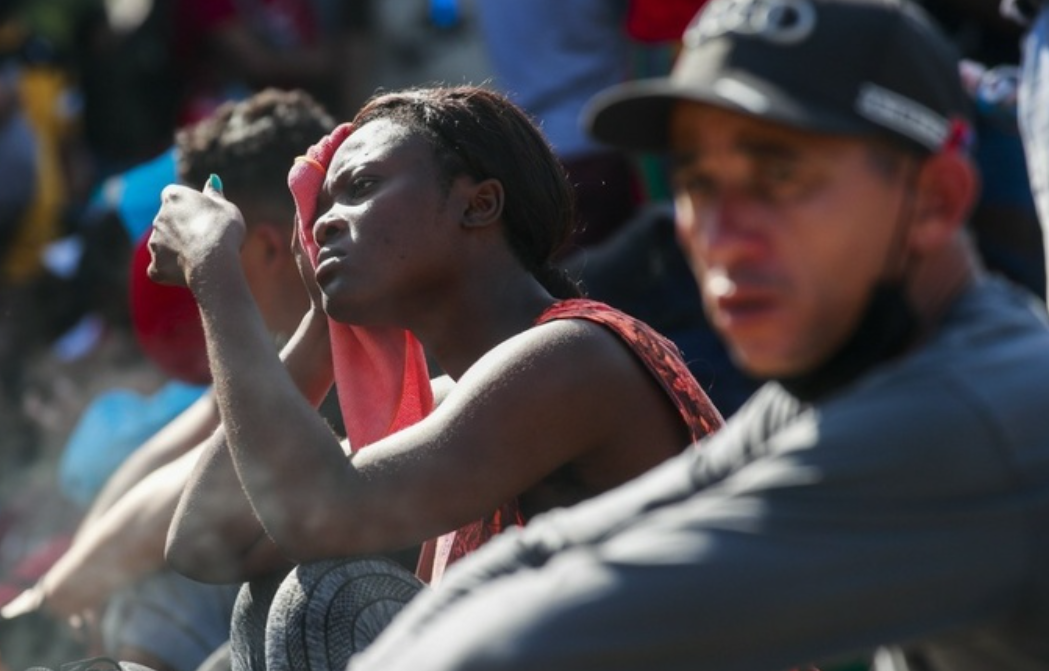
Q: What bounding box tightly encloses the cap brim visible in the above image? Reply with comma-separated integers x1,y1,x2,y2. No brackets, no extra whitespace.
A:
583,79,688,154
583,73,881,154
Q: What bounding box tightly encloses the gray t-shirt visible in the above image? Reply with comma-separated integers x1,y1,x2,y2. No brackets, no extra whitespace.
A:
350,276,1049,671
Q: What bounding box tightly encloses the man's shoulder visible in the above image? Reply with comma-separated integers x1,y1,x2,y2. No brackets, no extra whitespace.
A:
685,280,1049,489
851,278,1043,382
868,280,1046,394
808,280,1049,471
910,277,1049,381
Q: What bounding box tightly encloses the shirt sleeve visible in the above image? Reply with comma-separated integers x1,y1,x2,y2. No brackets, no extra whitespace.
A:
350,380,1036,671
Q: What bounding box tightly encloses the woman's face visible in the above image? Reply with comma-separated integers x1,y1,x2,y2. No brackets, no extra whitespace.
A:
309,118,468,325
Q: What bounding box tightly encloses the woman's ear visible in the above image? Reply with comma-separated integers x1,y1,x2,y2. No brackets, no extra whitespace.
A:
462,178,504,229
908,151,979,253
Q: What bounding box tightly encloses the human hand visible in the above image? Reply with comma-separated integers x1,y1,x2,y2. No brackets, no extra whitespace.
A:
148,174,247,289
0,586,43,621
292,224,326,314
0,587,95,667
5,578,97,630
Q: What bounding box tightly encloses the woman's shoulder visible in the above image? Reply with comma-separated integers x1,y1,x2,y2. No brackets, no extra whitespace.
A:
533,298,723,442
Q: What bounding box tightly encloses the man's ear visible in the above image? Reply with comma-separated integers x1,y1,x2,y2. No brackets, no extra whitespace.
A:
908,151,979,253
248,221,293,266
462,178,504,229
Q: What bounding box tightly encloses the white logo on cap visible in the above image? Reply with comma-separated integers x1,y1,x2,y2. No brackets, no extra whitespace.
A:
686,0,817,46
713,77,771,113
855,84,948,150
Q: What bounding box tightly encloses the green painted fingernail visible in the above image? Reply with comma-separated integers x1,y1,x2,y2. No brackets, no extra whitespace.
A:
208,173,223,192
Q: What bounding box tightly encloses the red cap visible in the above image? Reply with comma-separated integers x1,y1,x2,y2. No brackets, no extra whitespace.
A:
128,230,211,385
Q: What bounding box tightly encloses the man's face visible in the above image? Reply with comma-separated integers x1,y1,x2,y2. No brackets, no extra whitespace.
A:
669,103,913,378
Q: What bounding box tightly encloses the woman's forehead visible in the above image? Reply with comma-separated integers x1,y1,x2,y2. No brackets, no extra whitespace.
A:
330,119,425,170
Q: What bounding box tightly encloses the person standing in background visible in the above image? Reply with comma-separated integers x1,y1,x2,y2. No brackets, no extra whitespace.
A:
475,0,642,252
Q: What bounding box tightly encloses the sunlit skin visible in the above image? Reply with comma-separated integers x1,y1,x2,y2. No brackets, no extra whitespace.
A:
310,120,471,328
669,103,921,378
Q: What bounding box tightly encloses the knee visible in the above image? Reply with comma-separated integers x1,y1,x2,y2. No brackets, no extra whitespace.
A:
263,558,424,671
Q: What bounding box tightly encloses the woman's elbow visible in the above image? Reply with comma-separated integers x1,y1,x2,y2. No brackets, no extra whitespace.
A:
166,520,292,583
165,526,236,583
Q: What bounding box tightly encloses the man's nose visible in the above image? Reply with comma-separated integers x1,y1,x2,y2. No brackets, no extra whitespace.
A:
691,190,764,253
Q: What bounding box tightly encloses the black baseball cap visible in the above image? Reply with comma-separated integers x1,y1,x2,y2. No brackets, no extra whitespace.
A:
584,0,972,154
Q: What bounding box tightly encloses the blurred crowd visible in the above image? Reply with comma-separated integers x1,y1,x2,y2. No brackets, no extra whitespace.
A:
0,0,491,596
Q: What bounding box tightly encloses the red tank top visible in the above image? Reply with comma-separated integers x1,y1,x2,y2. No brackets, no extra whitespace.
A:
418,299,723,583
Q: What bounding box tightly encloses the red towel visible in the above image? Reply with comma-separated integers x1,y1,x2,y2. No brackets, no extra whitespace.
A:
287,124,434,450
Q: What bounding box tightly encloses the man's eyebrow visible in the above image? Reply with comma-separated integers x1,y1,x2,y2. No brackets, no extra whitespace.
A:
670,137,801,170
737,137,801,162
